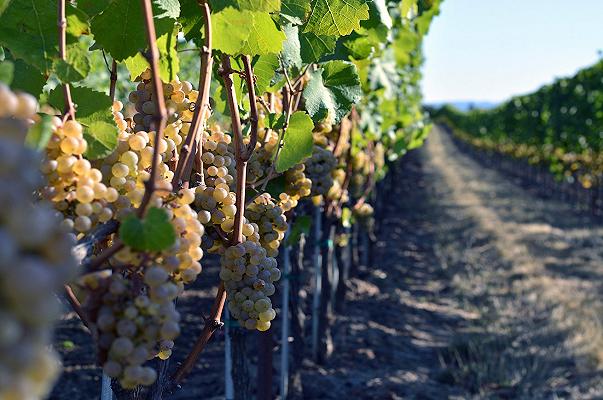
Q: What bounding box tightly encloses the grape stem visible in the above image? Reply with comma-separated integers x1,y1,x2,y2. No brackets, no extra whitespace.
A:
242,55,259,161
58,0,76,121
137,0,168,217
172,0,213,189
109,60,118,102
64,284,90,329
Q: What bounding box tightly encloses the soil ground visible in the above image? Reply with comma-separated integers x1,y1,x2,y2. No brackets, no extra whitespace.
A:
51,126,603,399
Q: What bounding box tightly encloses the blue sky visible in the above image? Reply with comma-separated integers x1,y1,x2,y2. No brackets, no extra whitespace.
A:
421,0,603,104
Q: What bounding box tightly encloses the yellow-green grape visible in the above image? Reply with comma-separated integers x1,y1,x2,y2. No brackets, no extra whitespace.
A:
128,70,199,152
0,88,77,399
245,129,279,186
326,167,347,202
201,127,235,189
163,190,205,285
100,125,174,212
221,241,280,331
304,146,337,196
285,163,312,198
194,183,239,254
42,118,115,234
90,273,180,389
245,193,288,257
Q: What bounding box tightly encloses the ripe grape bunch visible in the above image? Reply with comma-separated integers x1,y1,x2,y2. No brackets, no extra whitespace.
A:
84,271,180,389
304,145,338,197
0,84,77,399
221,241,280,331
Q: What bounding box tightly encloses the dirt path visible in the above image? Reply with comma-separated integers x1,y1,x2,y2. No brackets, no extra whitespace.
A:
304,126,603,399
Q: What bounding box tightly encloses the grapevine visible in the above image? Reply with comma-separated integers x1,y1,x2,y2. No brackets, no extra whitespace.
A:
0,0,442,398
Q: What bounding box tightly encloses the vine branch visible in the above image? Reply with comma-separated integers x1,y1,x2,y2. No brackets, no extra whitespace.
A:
138,0,168,217
109,60,118,102
242,55,259,160
58,0,75,121
172,0,213,189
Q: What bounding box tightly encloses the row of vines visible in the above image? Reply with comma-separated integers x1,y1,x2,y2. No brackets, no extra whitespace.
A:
432,60,603,189
0,0,440,398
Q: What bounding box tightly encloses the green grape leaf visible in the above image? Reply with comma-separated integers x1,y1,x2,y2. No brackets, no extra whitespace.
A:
340,33,374,60
0,0,56,73
281,24,302,69
83,120,119,159
48,86,111,118
212,8,286,56
299,32,336,63
0,1,85,74
67,8,91,36
303,60,361,123
400,0,417,18
10,59,46,98
211,0,281,12
0,59,12,84
281,0,310,25
286,215,311,246
124,25,180,81
393,29,418,67
361,0,391,36
77,0,112,17
179,0,204,43
91,0,175,61
303,0,369,37
267,113,285,129
0,0,10,16
154,0,180,19
25,114,54,151
264,174,287,199
253,54,280,94
119,207,176,252
276,111,314,172
53,41,91,83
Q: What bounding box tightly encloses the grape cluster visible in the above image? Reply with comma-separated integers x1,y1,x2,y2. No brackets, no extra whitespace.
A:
246,129,279,186
221,241,279,331
327,167,348,203
245,194,288,257
129,69,197,140
0,85,76,399
86,272,180,388
283,163,312,200
41,117,123,234
304,146,337,197
200,127,235,189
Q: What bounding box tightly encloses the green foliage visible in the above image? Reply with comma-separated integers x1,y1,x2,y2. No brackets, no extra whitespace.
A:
303,60,362,124
276,111,314,173
119,207,177,252
304,0,369,37
25,114,54,151
433,59,603,179
212,7,286,56
0,59,12,84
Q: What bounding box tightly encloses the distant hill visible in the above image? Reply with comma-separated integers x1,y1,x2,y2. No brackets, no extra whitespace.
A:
425,101,499,112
